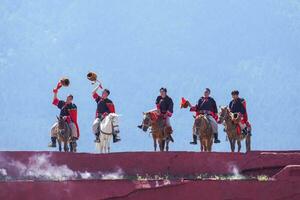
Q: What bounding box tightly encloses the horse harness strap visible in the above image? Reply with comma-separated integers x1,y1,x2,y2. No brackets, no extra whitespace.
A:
100,120,113,135
100,130,112,135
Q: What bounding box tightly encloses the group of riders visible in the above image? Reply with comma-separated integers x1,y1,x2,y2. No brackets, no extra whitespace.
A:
138,87,251,146
48,80,251,149
48,81,121,148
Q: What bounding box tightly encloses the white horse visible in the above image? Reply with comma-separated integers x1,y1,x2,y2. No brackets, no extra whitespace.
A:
95,113,120,153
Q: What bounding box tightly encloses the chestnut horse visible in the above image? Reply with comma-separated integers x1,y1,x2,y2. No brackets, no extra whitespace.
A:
140,112,172,151
193,114,214,152
218,106,251,152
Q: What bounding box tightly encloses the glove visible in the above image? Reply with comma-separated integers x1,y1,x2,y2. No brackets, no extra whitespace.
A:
102,112,108,118
53,82,63,93
56,82,63,90
166,111,173,117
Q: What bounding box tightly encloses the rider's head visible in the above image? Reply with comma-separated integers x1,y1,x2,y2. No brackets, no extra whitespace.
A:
204,88,211,98
160,87,167,98
66,94,73,104
102,89,110,99
231,90,239,100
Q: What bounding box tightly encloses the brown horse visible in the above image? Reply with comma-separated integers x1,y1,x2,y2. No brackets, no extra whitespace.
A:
193,114,214,152
140,112,172,151
56,116,77,152
218,107,251,152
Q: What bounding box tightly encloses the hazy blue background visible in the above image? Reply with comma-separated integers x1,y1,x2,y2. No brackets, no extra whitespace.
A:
0,0,299,153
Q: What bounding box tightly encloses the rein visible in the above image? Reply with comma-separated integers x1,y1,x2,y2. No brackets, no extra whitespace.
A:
100,117,118,135
101,130,112,135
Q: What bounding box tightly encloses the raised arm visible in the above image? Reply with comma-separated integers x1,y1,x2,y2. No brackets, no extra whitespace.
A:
92,83,102,99
52,82,62,106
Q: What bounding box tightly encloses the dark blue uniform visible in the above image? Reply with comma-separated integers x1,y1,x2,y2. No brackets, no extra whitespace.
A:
93,93,115,119
56,100,77,117
229,98,246,114
192,97,218,115
156,95,174,115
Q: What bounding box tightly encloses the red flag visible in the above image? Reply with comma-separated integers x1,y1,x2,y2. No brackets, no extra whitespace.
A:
180,97,189,109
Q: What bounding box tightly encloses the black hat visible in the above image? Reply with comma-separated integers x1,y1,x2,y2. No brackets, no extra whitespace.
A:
160,87,167,93
205,88,211,93
231,90,239,95
103,89,110,95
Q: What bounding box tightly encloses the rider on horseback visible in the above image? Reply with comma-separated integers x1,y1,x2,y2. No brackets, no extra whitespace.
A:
48,82,79,147
188,88,221,144
229,90,251,136
92,84,121,143
138,87,174,142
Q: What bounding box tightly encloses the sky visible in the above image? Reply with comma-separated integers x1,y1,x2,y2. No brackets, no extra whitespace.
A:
0,0,299,153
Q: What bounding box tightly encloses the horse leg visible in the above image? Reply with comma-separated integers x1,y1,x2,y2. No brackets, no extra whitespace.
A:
73,141,77,153
58,141,62,152
229,139,234,152
153,136,157,152
166,141,169,152
202,139,206,152
205,139,209,152
100,138,104,153
246,135,251,152
200,139,203,152
104,138,107,153
64,141,69,152
159,140,164,152
237,140,241,152
69,142,73,152
208,138,213,152
107,141,110,153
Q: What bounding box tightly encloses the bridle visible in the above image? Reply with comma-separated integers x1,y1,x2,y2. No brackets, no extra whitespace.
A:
141,114,152,130
100,115,119,135
57,118,70,137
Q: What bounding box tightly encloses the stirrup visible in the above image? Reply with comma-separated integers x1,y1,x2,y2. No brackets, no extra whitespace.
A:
168,135,174,143
214,139,221,144
113,137,121,143
137,125,143,129
48,142,56,148
94,138,100,143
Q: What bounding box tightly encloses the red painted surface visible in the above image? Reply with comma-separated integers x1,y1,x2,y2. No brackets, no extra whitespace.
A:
1,179,300,200
0,151,300,200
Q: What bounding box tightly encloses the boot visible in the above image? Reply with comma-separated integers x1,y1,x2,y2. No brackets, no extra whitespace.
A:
214,133,221,143
190,135,197,145
168,135,174,143
48,137,57,147
242,127,248,136
137,125,143,129
113,134,121,143
94,132,100,143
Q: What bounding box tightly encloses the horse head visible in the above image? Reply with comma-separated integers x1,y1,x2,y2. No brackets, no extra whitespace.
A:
57,116,68,135
141,112,152,132
194,114,208,131
218,106,230,123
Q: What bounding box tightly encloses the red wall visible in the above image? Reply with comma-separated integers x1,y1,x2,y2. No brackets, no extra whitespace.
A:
0,151,300,200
